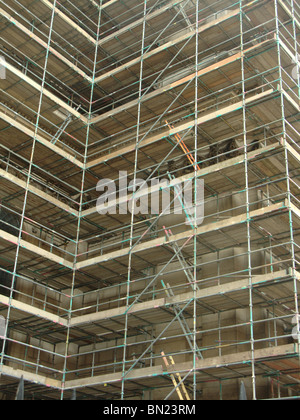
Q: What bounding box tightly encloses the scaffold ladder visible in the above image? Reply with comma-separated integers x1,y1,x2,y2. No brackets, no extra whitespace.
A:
161,351,191,400
161,280,203,360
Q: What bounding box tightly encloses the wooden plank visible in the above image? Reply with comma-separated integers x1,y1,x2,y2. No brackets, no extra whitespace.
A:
278,0,300,29
88,0,119,11
0,7,91,82
64,344,298,389
279,38,297,62
41,0,96,44
285,141,300,165
97,0,186,46
290,202,300,221
94,18,272,85
0,168,79,217
169,344,299,374
4,62,87,122
2,343,297,390
91,82,273,125
0,294,68,326
88,89,275,168
92,46,265,125
96,0,263,50
71,269,292,328
65,365,164,389
0,110,84,168
0,365,62,389
83,142,282,217
282,90,300,112
101,0,119,9
0,229,73,269
70,297,166,326
77,200,285,269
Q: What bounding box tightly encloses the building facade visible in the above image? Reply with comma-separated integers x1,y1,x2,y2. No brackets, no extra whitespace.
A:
0,0,299,400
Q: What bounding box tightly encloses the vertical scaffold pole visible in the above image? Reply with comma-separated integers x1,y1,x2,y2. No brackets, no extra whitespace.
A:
0,0,58,377
239,0,256,400
121,0,148,401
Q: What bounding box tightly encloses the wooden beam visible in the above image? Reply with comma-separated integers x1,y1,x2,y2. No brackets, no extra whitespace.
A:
2,343,297,391
100,0,119,9
94,9,270,85
0,229,73,269
278,38,297,62
284,141,300,165
4,62,87,123
88,0,102,10
96,0,264,50
0,7,91,82
278,0,300,29
290,202,300,221
1,342,297,390
88,89,275,168
83,142,282,217
97,0,186,46
169,344,300,375
0,109,84,168
282,90,300,112
0,167,79,217
64,365,164,389
77,200,286,269
72,267,292,329
0,294,68,327
64,343,299,389
0,365,62,389
40,0,96,44
92,44,266,125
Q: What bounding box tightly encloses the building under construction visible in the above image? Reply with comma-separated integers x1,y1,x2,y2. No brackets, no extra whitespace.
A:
0,0,299,400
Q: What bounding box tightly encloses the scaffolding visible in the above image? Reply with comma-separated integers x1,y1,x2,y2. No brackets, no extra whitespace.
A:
0,0,299,400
